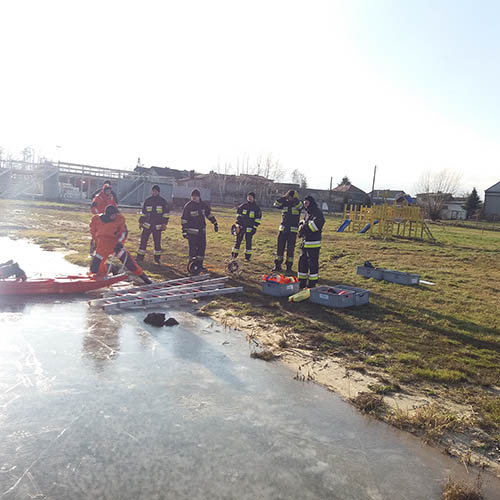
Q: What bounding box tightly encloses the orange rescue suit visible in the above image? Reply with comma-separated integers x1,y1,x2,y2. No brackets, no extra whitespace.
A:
89,214,142,276
91,189,118,215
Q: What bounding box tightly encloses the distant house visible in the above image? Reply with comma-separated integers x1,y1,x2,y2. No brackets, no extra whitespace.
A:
484,182,500,218
369,189,406,205
331,183,368,206
441,198,467,220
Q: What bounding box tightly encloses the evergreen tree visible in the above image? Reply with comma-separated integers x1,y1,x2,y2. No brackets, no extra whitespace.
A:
465,187,481,218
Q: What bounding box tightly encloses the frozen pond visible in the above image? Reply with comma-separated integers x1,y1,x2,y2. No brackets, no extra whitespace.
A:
0,237,498,499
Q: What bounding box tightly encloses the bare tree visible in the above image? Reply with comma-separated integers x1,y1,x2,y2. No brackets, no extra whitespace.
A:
21,146,35,164
291,169,308,189
414,170,462,220
213,162,233,203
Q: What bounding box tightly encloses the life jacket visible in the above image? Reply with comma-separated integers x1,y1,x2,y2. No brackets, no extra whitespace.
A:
262,274,299,284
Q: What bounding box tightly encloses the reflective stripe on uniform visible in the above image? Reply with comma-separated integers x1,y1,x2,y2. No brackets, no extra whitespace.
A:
154,250,162,256
304,240,321,248
146,206,153,211
181,219,188,224
137,249,146,255
118,231,127,243
246,227,253,232
95,253,104,260
308,221,319,232
308,274,319,281
142,222,151,229
254,218,261,224
187,228,199,234
298,272,308,279
232,247,240,253
290,227,298,233
156,206,163,213
249,211,255,218
245,249,252,254
163,214,169,219
155,224,163,230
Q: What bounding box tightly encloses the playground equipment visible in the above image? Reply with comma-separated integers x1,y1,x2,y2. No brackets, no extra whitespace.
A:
337,203,435,241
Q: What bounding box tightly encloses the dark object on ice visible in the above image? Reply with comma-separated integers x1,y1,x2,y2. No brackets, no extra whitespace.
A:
0,261,27,281
164,317,179,327
144,312,166,327
364,261,374,268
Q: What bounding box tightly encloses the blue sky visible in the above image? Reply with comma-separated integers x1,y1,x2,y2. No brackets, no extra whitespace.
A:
0,0,498,197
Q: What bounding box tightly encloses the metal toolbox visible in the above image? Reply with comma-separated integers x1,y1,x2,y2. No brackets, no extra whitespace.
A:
332,285,370,306
382,270,420,285
262,280,300,297
356,265,384,280
309,285,358,308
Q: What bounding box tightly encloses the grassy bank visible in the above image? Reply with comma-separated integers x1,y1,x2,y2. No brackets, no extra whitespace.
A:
1,199,499,468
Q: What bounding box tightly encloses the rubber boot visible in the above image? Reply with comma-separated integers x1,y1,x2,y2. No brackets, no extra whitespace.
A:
272,261,282,272
139,273,152,284
154,256,161,265
308,281,317,288
285,263,293,274
136,253,145,262
245,254,251,262
199,260,208,274
231,252,238,259
299,279,308,289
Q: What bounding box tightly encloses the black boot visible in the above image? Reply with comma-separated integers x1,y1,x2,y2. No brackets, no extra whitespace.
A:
285,263,293,274
139,273,152,284
272,261,282,272
136,253,145,262
199,260,208,273
299,279,308,289
245,254,251,262
231,252,238,259
154,256,161,265
308,281,317,288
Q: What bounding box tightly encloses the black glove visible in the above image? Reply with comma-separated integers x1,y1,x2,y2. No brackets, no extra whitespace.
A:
214,223,219,232
114,243,123,253
250,227,257,235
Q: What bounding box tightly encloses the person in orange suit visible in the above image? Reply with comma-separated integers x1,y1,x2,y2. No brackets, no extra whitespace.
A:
91,182,118,215
89,205,152,284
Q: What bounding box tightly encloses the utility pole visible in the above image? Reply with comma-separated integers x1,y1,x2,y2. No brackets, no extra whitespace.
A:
370,165,377,204
329,176,333,213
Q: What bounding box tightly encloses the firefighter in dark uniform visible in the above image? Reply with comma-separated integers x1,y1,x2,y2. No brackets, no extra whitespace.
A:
231,192,262,261
297,195,325,289
181,189,218,273
136,185,170,265
272,189,303,273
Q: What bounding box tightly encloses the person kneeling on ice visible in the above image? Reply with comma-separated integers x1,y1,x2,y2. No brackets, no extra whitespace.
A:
89,205,152,284
231,191,262,261
297,195,325,289
0,260,27,281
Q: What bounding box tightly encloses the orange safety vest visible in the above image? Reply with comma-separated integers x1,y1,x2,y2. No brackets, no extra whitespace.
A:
262,274,299,284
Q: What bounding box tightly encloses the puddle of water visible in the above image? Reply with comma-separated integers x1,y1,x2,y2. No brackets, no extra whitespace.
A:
0,237,499,499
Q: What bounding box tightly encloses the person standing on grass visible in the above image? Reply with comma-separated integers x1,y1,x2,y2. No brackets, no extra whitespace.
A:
89,181,119,256
90,181,118,215
231,191,262,261
89,205,152,284
136,185,170,265
272,189,303,273
181,189,218,273
297,195,325,289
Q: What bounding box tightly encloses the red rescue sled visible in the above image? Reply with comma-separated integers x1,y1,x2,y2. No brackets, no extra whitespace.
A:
0,273,127,296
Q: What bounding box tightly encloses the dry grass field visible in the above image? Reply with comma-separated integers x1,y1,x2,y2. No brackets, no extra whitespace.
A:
1,199,499,475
